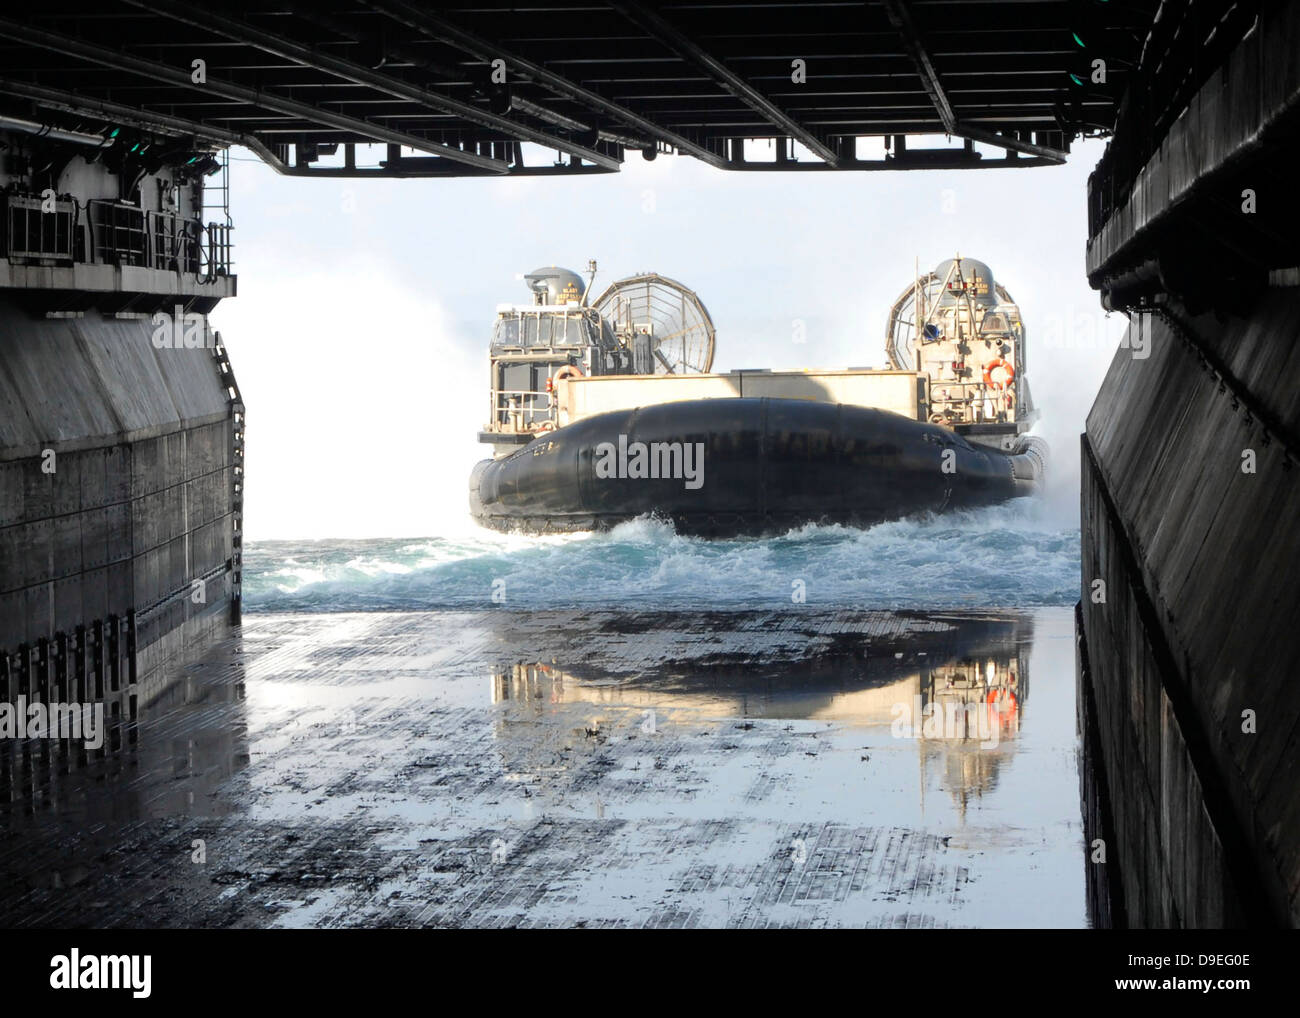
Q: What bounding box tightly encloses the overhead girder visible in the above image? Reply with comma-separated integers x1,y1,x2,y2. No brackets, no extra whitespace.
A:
0,14,511,173
0,0,1151,177
879,0,1068,162
120,0,622,169
361,0,730,167
606,0,842,165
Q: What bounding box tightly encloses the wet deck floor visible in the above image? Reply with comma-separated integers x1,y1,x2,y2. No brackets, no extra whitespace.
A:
0,608,1086,928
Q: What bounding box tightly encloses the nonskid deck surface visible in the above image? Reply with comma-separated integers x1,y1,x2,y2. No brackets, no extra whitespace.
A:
0,608,1084,928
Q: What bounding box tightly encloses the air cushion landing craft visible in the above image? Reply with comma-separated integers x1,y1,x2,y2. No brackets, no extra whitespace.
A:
469,258,1046,536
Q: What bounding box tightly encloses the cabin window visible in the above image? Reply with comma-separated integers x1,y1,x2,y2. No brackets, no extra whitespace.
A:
493,316,520,346
980,313,1008,334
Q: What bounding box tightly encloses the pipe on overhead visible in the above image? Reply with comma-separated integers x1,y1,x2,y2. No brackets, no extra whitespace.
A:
0,113,113,147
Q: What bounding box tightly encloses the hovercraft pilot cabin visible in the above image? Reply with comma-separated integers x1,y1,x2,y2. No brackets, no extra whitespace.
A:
469,257,1046,536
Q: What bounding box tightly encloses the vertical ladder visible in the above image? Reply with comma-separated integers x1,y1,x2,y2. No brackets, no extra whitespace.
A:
210,328,245,624
200,148,232,229
198,149,234,279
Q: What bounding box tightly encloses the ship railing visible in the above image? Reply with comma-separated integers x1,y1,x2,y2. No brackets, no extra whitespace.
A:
2,191,78,263
929,381,1017,423
87,200,148,267
1,191,232,279
146,210,200,274
201,221,234,277
489,387,556,433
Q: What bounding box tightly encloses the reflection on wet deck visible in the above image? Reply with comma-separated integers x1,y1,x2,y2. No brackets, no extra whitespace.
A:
0,608,1085,928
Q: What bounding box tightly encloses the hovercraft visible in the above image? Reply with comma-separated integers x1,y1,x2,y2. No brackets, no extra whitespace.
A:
470,257,1046,536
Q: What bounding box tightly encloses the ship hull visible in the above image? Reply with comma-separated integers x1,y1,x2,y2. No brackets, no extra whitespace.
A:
469,397,1045,537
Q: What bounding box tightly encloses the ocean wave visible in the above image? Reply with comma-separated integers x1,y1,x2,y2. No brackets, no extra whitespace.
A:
242,498,1079,613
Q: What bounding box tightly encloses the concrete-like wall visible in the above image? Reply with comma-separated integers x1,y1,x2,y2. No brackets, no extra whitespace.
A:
0,296,235,690
1078,289,1300,927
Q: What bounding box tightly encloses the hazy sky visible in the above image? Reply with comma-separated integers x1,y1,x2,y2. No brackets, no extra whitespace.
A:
212,138,1127,540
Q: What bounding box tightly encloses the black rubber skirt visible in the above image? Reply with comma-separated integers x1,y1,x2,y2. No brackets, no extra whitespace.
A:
470,397,1046,537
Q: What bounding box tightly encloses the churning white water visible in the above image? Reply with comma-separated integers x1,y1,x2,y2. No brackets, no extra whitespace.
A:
243,493,1079,613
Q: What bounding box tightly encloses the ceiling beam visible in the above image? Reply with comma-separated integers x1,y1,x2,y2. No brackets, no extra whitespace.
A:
293,8,643,147
0,77,226,144
362,0,727,168
958,124,1068,162
276,4,609,144
0,16,510,173
880,0,956,131
0,75,302,173
605,0,842,166
283,3,635,152
123,0,621,170
879,0,1066,163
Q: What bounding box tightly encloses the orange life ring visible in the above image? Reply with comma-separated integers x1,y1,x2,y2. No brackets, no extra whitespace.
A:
983,357,1014,389
986,687,1018,722
547,364,584,392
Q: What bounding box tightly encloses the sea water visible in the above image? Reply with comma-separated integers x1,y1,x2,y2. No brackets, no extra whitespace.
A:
242,498,1079,613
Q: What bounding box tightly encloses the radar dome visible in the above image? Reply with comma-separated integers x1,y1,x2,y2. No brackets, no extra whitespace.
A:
524,266,586,305
934,257,996,307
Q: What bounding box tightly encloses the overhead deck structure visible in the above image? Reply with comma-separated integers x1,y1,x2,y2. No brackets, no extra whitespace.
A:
0,0,1153,177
